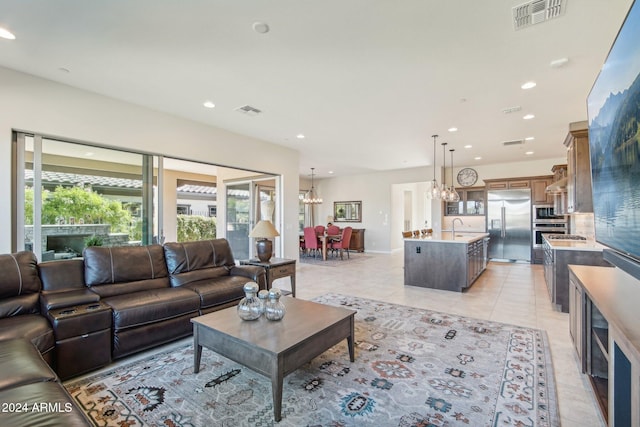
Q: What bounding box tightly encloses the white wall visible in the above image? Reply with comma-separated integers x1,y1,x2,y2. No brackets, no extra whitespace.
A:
0,66,301,259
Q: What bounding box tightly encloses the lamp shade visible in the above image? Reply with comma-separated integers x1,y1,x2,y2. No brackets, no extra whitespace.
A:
249,220,280,238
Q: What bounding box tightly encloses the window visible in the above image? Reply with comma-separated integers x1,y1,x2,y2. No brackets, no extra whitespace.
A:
13,131,280,260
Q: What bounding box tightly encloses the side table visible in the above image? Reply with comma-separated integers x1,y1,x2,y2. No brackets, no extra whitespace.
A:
240,258,296,297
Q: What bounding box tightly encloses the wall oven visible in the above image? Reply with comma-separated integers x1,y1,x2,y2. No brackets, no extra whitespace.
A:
532,221,567,247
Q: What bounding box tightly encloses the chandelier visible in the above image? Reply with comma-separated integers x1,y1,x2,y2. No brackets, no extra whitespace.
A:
303,167,322,204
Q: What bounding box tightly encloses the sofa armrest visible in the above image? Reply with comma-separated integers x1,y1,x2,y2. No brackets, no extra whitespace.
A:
40,289,101,313
229,265,267,289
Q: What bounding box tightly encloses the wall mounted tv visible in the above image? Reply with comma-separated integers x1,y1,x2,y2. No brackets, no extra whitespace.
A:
587,0,640,280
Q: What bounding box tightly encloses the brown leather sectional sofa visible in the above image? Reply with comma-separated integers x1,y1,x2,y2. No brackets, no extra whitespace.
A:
0,238,266,426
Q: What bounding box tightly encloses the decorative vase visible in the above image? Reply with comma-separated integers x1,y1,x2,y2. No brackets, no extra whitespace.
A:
264,288,286,321
258,289,269,315
237,282,262,320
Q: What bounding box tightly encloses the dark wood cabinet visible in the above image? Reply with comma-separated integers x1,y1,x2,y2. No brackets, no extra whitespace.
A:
564,121,593,213
568,265,640,426
349,228,365,252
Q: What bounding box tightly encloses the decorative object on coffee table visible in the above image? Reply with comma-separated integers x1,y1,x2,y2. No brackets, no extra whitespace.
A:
264,288,286,320
248,220,279,262
240,258,296,297
237,282,262,320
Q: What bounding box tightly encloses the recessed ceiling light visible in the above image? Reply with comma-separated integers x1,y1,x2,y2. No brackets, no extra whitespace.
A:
448,127,458,132
464,145,472,149
523,114,535,120
252,22,270,34
328,171,334,174
474,156,482,160
550,57,569,68
0,27,16,40
521,81,537,90
296,134,305,139
203,101,215,109
525,136,535,141
525,151,534,155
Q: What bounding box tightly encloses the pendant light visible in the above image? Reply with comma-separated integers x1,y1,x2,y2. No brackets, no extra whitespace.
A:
303,167,322,204
427,135,441,199
448,149,460,202
440,142,451,200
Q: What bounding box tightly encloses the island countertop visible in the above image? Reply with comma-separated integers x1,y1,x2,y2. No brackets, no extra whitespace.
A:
542,234,607,252
404,232,489,244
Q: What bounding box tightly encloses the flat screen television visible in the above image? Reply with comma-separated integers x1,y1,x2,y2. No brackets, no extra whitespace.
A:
587,0,640,280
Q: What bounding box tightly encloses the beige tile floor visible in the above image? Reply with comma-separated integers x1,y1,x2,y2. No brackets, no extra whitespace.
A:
274,250,606,427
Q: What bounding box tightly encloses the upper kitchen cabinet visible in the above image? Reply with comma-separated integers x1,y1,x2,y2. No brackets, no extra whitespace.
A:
445,187,485,216
485,179,530,190
531,176,554,204
564,121,593,213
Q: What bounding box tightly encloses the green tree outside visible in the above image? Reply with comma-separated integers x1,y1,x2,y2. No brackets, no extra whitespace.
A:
25,185,136,237
177,215,217,242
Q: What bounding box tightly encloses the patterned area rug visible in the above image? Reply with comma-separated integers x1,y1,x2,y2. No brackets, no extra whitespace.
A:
65,294,559,426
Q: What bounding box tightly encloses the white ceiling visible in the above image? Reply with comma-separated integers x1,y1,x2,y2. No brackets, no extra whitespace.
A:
0,0,633,178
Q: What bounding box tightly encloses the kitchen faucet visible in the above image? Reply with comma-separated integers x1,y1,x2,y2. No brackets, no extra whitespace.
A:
452,218,464,236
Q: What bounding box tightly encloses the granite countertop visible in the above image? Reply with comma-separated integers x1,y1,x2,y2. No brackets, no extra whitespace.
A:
543,235,606,252
404,232,489,244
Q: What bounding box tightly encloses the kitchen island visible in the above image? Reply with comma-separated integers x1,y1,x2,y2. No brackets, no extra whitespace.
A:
404,232,490,292
542,235,612,312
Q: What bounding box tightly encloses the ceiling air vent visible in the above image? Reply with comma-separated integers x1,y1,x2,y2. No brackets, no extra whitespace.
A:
235,105,262,116
502,106,522,114
513,0,566,30
502,139,525,146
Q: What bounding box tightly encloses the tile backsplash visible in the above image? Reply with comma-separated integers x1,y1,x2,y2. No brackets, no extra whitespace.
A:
570,213,595,239
442,216,486,232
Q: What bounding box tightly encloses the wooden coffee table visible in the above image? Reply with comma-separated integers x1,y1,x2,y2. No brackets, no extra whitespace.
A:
191,297,356,422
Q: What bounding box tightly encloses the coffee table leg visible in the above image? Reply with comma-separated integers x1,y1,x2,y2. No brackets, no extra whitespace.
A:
347,315,355,362
271,372,283,422
193,327,202,373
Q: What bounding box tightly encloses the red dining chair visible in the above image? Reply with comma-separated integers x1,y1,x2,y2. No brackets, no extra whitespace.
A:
327,225,340,236
330,226,352,260
303,227,320,258
314,225,325,236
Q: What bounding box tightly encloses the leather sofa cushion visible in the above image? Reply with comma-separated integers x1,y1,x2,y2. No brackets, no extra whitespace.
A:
103,287,199,330
0,251,41,299
38,259,86,292
0,251,42,316
83,245,170,297
0,338,56,392
164,239,236,277
184,275,248,309
0,315,55,355
0,292,39,318
0,382,92,426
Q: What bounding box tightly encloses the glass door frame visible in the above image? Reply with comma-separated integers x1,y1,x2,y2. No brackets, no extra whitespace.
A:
224,175,281,261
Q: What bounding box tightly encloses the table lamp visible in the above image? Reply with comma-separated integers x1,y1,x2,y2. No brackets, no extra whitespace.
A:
249,220,280,262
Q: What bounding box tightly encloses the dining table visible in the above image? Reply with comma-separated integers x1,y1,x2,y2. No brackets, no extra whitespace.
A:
315,233,341,261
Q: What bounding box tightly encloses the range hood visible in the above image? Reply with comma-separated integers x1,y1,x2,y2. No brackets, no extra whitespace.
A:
545,176,568,193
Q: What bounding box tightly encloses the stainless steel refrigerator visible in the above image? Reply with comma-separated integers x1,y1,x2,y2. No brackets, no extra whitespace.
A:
487,189,531,262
